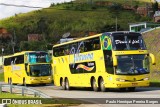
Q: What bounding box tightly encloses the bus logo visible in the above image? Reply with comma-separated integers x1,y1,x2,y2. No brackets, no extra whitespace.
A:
76,64,95,72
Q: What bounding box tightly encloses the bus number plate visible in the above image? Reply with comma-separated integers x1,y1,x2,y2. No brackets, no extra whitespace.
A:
132,83,138,86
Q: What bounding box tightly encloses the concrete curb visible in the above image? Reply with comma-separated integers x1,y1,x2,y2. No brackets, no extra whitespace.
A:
0,104,7,107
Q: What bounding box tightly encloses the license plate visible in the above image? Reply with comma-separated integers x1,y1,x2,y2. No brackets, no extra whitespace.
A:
132,83,138,86
40,81,44,83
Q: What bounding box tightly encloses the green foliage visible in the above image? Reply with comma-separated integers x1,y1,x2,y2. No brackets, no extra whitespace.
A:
0,0,153,55
142,29,160,73
0,92,33,98
20,41,47,51
0,72,4,81
152,1,159,13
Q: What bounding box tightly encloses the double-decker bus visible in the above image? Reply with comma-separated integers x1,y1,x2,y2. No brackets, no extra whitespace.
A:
52,31,155,91
3,51,52,85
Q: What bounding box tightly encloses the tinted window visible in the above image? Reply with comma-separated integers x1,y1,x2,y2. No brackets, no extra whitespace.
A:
4,55,24,66
53,37,101,57
29,52,50,63
4,58,11,66
112,33,146,51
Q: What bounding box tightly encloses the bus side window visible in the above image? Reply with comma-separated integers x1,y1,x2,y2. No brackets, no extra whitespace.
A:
53,48,59,57
84,40,92,52
78,42,84,53
4,58,11,66
69,43,77,54
59,47,65,56
93,44,100,50
93,38,100,50
11,57,15,65
64,45,69,55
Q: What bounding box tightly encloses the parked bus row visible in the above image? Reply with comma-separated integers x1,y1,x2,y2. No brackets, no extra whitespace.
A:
3,31,156,92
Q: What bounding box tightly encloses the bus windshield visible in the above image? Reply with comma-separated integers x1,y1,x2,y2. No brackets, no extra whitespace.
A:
30,64,51,77
112,33,146,50
116,55,149,75
29,52,50,63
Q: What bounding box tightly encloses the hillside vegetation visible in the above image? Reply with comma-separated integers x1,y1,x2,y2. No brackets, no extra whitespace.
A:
142,29,160,71
0,0,154,53
142,29,160,81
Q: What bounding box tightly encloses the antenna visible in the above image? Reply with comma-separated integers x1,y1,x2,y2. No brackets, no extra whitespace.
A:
62,32,70,38
60,32,73,43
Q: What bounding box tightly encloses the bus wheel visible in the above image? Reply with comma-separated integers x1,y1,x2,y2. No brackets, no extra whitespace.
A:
128,87,136,92
100,78,106,92
65,79,70,90
10,78,12,85
119,88,126,92
23,78,26,86
8,78,10,84
62,81,66,90
92,79,98,92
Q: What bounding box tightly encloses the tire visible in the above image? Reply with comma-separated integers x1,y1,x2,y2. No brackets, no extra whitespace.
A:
61,81,66,90
23,78,26,86
119,88,126,92
8,78,10,85
8,78,12,85
128,87,136,92
40,83,46,86
65,79,70,90
100,78,106,92
10,78,12,85
92,79,99,92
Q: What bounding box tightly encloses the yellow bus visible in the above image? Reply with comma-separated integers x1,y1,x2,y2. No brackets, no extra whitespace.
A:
4,51,52,85
52,31,155,91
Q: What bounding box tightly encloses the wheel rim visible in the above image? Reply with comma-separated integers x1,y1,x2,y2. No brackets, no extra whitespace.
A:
62,81,66,90
100,79,105,92
65,79,70,90
92,79,98,91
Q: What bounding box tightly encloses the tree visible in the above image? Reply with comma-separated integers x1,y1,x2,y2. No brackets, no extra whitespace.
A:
37,17,48,34
152,1,158,13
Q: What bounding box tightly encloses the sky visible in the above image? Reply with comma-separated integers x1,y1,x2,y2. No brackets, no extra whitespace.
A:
0,0,72,19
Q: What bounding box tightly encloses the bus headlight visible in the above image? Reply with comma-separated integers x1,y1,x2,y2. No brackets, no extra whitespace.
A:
143,77,149,81
30,78,34,81
116,78,125,82
48,77,51,80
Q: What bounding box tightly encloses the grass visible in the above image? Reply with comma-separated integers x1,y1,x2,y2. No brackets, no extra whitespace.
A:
0,92,33,98
75,0,155,6
0,72,4,82
142,29,160,72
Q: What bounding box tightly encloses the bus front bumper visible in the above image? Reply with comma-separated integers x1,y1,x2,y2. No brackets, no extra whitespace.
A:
27,77,52,84
104,80,150,88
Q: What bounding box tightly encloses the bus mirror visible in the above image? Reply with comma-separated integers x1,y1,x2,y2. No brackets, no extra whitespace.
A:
113,56,117,67
27,65,30,73
149,53,156,65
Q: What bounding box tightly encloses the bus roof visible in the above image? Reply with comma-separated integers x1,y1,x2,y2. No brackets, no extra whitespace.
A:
4,51,48,58
53,33,102,48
